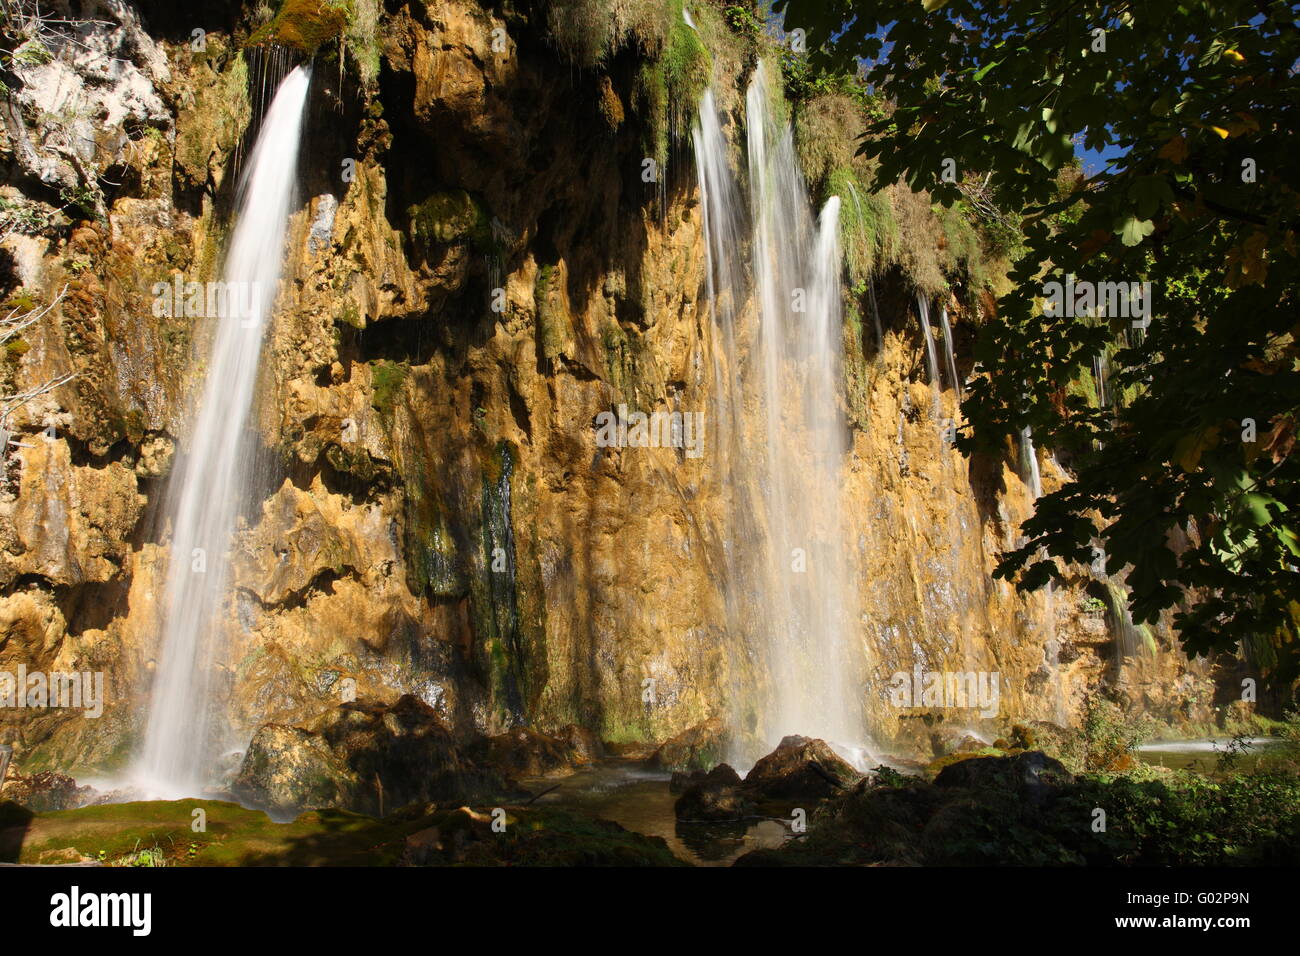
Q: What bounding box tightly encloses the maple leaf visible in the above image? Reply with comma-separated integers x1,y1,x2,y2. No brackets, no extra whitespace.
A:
1157,134,1188,164
1262,415,1296,464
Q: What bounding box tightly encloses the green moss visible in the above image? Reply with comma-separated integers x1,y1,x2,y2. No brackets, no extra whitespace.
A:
324,442,378,482
842,302,872,428
472,442,527,724
535,265,572,363
107,408,147,445
335,299,364,330
247,0,349,53
334,0,381,87
369,360,408,417
831,167,898,285
407,190,493,252
1066,361,1100,410
402,462,466,600
934,201,984,287
662,4,711,131
175,47,250,184
745,752,1300,867
633,61,669,172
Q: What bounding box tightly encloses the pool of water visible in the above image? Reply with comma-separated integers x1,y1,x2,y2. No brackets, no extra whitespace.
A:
520,760,791,866
1135,737,1293,773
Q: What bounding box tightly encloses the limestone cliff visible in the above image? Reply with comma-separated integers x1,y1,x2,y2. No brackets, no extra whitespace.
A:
0,0,1222,788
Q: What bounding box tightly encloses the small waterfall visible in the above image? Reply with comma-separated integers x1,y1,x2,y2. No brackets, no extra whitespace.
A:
1094,351,1109,410
915,295,943,420
937,304,962,402
133,67,312,798
1104,580,1156,659
866,274,884,351
1018,420,1066,718
696,64,864,767
1020,426,1043,502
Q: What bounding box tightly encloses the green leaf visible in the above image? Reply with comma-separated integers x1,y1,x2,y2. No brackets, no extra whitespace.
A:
1118,215,1155,246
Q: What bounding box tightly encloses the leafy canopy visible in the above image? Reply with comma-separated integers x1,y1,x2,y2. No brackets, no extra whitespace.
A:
774,0,1300,685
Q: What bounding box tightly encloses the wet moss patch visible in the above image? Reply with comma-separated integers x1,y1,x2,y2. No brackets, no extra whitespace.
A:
248,0,349,54
0,799,684,867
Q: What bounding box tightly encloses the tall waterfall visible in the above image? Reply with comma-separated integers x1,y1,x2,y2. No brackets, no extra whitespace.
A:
133,66,312,797
696,64,865,767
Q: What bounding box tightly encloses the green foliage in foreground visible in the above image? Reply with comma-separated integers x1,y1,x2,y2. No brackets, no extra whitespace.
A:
740,758,1300,867
775,0,1300,686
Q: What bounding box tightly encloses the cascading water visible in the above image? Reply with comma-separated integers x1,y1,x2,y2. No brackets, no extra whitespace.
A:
866,274,884,352
132,66,312,798
1094,351,1110,411
937,305,962,402
1020,425,1043,501
695,64,865,767
915,295,943,417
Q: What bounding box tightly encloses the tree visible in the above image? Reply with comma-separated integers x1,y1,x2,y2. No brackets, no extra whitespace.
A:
774,0,1300,685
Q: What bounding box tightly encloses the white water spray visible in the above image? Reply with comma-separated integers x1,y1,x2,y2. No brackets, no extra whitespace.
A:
133,66,311,798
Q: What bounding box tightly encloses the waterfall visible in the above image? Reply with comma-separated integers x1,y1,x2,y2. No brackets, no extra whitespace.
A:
1094,351,1109,410
915,295,943,418
696,64,865,767
1020,425,1043,501
937,304,962,402
133,66,312,798
866,274,884,351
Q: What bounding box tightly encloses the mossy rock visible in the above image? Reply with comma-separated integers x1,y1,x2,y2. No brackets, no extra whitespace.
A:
248,0,349,54
662,12,711,128
407,190,493,251
535,265,573,362
409,503,467,599
369,359,408,416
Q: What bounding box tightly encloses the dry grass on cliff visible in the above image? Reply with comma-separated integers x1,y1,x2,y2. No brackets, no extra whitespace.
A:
546,0,672,68
793,87,1005,297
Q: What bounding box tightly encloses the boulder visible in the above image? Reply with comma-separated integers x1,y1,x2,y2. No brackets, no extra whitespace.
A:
556,725,605,764
231,725,350,818
646,717,725,772
233,695,502,817
0,770,93,812
933,750,1072,801
674,763,749,822
669,768,707,794
742,736,861,802
477,724,602,779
